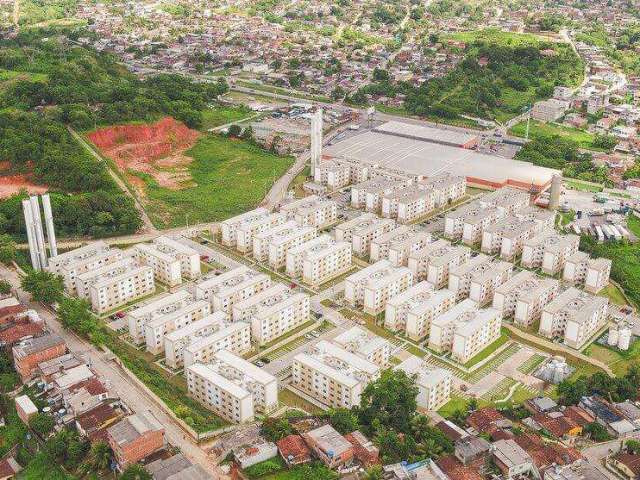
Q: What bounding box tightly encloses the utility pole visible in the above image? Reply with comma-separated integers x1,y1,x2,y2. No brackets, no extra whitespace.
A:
525,104,532,141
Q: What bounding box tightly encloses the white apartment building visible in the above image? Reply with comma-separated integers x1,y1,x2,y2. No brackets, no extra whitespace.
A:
145,300,211,354
408,239,471,286
334,213,377,243
381,186,435,223
292,340,380,408
332,326,391,367
448,254,492,301
232,284,310,345
235,212,286,253
563,252,611,294
186,350,278,423
469,260,513,306
220,207,270,247
153,236,201,280
47,241,112,277
183,321,251,368
195,266,271,314
314,159,369,190
51,246,124,296
481,211,553,260
344,260,413,314
493,270,559,327
370,227,431,266
351,178,407,211
334,214,396,257
395,355,452,410
478,187,531,214
279,195,338,229
444,204,503,244
267,223,317,269
164,311,239,369
419,173,466,208
127,290,194,344
521,231,580,275
429,299,502,363
539,287,609,349
286,235,352,286
76,257,155,314
252,220,313,263
133,243,183,287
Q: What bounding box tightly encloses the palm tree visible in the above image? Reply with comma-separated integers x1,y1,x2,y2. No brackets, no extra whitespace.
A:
89,441,112,471
120,463,152,480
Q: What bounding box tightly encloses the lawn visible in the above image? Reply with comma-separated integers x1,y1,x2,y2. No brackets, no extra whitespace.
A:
509,120,599,150
565,179,604,192
200,105,253,130
463,330,510,368
437,395,469,418
278,388,324,415
139,134,295,228
445,29,548,47
0,397,27,458
585,340,640,377
627,213,640,237
598,284,628,306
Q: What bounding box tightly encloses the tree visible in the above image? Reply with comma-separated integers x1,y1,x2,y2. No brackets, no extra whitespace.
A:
0,234,16,265
261,417,293,442
21,270,64,304
592,134,617,151
29,412,55,436
328,408,359,434
626,439,640,455
584,422,611,442
87,441,112,471
57,297,105,345
358,369,419,435
0,280,11,295
363,465,383,480
227,124,242,137
120,464,152,480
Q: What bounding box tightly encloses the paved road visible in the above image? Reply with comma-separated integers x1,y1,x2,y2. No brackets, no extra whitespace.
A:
582,435,638,479
1,264,229,479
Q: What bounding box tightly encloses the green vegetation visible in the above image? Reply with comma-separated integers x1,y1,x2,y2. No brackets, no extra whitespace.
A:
139,135,294,228
517,354,547,375
404,29,583,123
17,452,75,480
0,234,17,265
584,422,612,442
464,331,510,368
557,364,640,405
20,270,63,304
0,394,27,457
3,0,79,27
28,412,55,437
245,461,338,480
0,350,19,392
120,464,152,480
565,179,603,193
509,120,600,150
598,284,628,306
437,395,470,418
200,105,253,130
261,416,294,442
244,457,287,479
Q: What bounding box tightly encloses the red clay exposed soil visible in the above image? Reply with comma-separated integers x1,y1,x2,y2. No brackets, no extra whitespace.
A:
0,161,48,199
86,117,200,191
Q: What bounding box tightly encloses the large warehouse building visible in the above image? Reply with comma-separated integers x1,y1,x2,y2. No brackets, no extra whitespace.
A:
324,121,559,191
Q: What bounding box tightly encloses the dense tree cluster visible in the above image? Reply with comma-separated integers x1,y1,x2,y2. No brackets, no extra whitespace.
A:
20,270,63,304
557,364,640,406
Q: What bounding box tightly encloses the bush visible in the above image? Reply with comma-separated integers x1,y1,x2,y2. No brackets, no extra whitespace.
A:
244,457,285,479
29,412,55,436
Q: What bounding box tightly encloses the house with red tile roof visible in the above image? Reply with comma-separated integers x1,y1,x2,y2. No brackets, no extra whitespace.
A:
436,455,484,480
0,322,44,346
467,408,509,433
276,434,312,466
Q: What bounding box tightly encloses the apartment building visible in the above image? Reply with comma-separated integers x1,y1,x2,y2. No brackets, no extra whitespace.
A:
145,300,211,354
267,223,317,269
279,195,338,228
232,284,310,345
444,204,503,244
351,178,407,211
448,254,492,301
164,311,235,369
127,290,194,344
314,159,369,190
563,252,612,293
47,241,112,277
419,173,466,208
493,270,559,327
253,220,314,263
183,321,251,368
395,355,452,410
531,98,570,121
521,231,580,274
332,326,392,367
153,236,201,280
429,300,502,363
220,207,270,247
133,243,183,287
478,187,531,214
292,340,380,408
334,214,397,257
469,260,513,306
286,235,352,286
52,246,124,295
76,257,155,314
236,212,286,253
481,212,552,260
195,266,271,314
344,260,413,314
539,288,609,349
408,239,471,286
370,227,431,266
381,186,435,223
334,213,377,243
186,350,278,423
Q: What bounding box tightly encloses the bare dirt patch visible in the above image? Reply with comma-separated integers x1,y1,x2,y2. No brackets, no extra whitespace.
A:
86,117,200,191
0,161,48,199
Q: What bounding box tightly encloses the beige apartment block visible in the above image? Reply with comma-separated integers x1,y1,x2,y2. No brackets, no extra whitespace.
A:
195,266,272,314
469,260,513,306
563,252,611,294
332,326,392,367
76,257,155,314
477,187,531,214
395,355,452,410
338,216,396,257
408,239,471,287
481,215,550,260
531,98,569,122
47,241,112,277
153,236,201,280
286,235,352,286
344,260,413,314
127,290,194,344
429,299,502,364
279,195,338,229
183,321,251,368
493,270,559,326
539,287,609,349
394,283,456,341
186,350,278,423
145,300,211,354
314,159,369,190
232,284,310,345
444,204,504,244
292,340,380,408
351,178,407,211
521,230,580,274
448,254,492,301
164,311,227,369
267,223,317,270
51,245,124,296
220,207,270,247
419,173,466,207
133,243,183,287
253,221,311,263
381,186,435,223
334,213,377,243
370,227,431,266
235,212,286,253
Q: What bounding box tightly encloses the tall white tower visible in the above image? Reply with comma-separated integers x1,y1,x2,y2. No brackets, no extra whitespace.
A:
310,108,323,177
21,194,57,270
29,195,47,269
22,199,41,271
42,194,58,257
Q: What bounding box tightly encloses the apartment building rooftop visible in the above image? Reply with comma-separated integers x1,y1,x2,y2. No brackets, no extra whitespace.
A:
209,349,275,389
332,326,390,359
255,220,300,243
164,311,227,343
154,235,199,256
184,321,249,356
48,241,110,267
450,254,492,278
147,300,210,330
446,202,499,223
424,244,470,267
222,207,270,226
375,226,421,247
197,266,267,295
543,287,609,321
76,256,136,285
296,340,379,388
433,299,494,337
396,355,450,389
472,260,513,284
496,270,556,298
484,217,538,239
234,283,295,315
479,187,531,210
336,212,380,232
348,260,410,288
135,243,176,264
383,184,431,202
128,290,192,319
353,178,405,194
421,172,466,189
525,230,579,251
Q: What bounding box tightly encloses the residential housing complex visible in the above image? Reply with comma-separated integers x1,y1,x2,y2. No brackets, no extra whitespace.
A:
279,195,338,228
332,326,392,367
285,235,352,286
563,252,612,293
522,231,580,275
127,290,194,344
195,266,271,314
493,271,559,327
408,239,471,287
369,227,431,266
396,355,452,410
144,300,211,354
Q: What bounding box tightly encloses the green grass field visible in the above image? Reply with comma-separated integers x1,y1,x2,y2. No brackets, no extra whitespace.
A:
138,134,295,228
445,29,548,47
509,120,599,150
464,330,510,368
598,284,628,306
565,179,604,192
437,395,469,418
200,105,253,130
585,341,640,377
